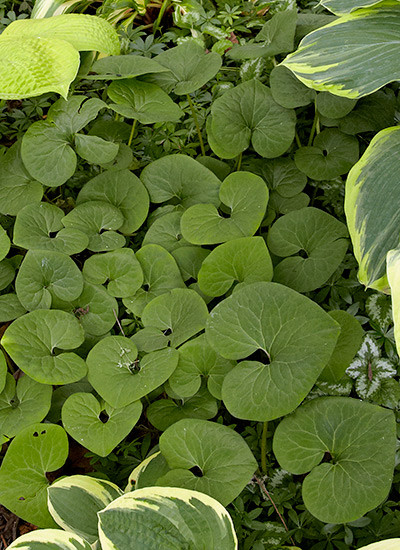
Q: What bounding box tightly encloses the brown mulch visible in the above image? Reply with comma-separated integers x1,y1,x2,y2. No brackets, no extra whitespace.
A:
0,505,37,549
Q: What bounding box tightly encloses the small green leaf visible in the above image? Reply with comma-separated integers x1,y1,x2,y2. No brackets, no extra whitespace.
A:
316,92,357,118
88,54,168,80
143,211,189,252
74,134,119,165
270,65,316,108
0,259,15,291
0,294,26,323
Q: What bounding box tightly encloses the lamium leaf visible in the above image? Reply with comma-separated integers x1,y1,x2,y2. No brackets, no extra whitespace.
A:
87,54,168,80
0,294,26,322
7,529,92,550
1,309,86,384
157,419,257,506
48,475,123,544
273,397,396,523
98,487,238,550
198,237,273,297
0,373,52,439
206,282,340,421
62,392,142,457
267,207,349,292
0,423,68,527
107,79,183,124
86,336,178,408
140,154,221,209
207,79,296,159
76,169,149,234
181,172,268,245
270,65,316,108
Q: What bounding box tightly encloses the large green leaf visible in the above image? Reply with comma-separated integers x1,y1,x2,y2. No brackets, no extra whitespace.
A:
98,487,238,550
206,282,340,421
142,211,190,252
273,397,396,523
87,54,168,80
282,6,400,99
7,530,91,550
0,423,68,527
356,541,400,550
321,0,389,15
0,294,26,323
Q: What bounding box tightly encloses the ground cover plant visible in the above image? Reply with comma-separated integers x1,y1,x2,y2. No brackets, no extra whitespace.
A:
0,0,400,548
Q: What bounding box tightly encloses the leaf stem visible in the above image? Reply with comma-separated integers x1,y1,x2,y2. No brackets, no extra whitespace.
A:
153,0,170,34
187,94,206,156
261,421,268,474
236,152,242,171
128,118,138,147
307,104,319,147
295,130,302,149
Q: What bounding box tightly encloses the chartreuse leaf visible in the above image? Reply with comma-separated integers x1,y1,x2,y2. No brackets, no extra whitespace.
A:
207,80,296,159
123,244,185,317
87,54,168,80
273,397,396,523
206,282,340,421
7,530,91,550
141,288,209,348
76,169,149,235
357,541,400,550
149,41,222,95
270,65,316,109
1,309,86,385
267,207,349,292
62,392,142,457
140,154,221,209
143,212,190,252
107,79,183,124
15,250,84,311
295,129,359,180
387,247,400,354
0,294,26,322
345,126,400,293
2,14,120,55
198,237,273,297
48,475,123,544
83,249,143,298
98,487,238,550
316,92,357,118
13,203,89,255
0,374,52,439
321,0,389,15
0,423,68,527
282,6,400,99
0,351,6,394
157,419,257,506
181,172,268,245
86,336,178,408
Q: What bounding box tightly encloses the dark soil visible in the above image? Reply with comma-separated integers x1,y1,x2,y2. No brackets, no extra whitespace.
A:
0,505,36,548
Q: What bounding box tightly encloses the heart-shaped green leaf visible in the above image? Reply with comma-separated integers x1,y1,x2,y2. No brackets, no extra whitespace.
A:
172,246,210,282
206,282,340,421
316,92,357,118
86,336,178,408
47,380,94,424
1,309,86,384
247,156,307,198
0,373,52,439
267,207,349,292
270,65,316,108
207,80,296,159
143,211,189,252
62,392,142,456
273,397,396,523
157,419,257,506
181,172,268,245
74,134,119,165
0,423,68,527
87,54,168,80
0,294,26,323
7,529,92,550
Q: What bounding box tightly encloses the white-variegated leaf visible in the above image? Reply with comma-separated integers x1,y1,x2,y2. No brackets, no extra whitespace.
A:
321,0,398,15
387,247,400,355
7,529,91,549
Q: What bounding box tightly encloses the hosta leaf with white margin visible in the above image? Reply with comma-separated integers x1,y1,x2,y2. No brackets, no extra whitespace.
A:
61,201,125,252
140,154,221,209
2,14,120,55
157,419,257,506
316,92,357,119
76,169,149,235
127,452,171,491
172,247,210,282
13,203,89,255
319,310,364,383
122,244,185,317
107,79,183,124
270,65,316,109
321,0,391,15
51,282,118,336
169,334,235,399
0,374,52,439
267,207,349,293
141,288,209,348
142,211,189,252
0,294,26,322
207,80,296,159
273,397,396,523
74,134,119,166
86,336,179,408
7,529,91,550
87,54,168,80
0,259,15,290
387,247,400,354
295,129,359,180
0,351,6,394
181,172,268,245
198,237,273,297
48,475,123,544
1,309,86,385
206,282,340,421
282,5,400,99
149,41,222,95
15,250,84,311
147,385,218,431
357,540,400,550
82,249,143,298
366,293,393,330
0,423,68,527
62,392,142,457
98,487,238,550
247,157,307,198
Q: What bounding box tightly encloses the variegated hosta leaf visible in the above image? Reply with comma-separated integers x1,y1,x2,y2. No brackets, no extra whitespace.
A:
282,6,400,99
7,529,91,549
387,247,400,355
321,0,395,15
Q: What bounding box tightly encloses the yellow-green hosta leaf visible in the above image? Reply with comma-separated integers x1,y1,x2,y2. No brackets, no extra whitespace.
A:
356,540,400,550
0,36,79,99
2,14,120,55
282,6,400,99
387,247,400,355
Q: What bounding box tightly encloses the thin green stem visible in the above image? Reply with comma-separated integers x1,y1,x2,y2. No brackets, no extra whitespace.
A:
261,421,268,474
153,0,170,34
128,118,138,147
236,151,242,171
307,102,319,147
2,349,15,374
295,130,302,149
187,94,206,156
